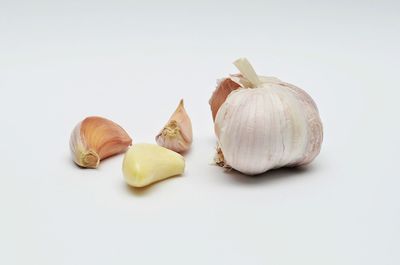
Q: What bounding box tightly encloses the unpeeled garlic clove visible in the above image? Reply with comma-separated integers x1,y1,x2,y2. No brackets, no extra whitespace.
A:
122,143,185,187
156,99,193,153
209,75,241,121
70,116,132,168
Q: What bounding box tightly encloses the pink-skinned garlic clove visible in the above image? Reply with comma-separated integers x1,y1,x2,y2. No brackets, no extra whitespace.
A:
70,116,132,168
156,99,193,153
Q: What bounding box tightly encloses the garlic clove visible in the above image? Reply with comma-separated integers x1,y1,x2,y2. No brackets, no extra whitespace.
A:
277,82,323,166
156,99,193,153
122,143,185,187
209,77,241,121
209,58,261,121
70,116,132,168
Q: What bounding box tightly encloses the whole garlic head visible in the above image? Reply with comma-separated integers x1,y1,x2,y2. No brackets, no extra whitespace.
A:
211,58,323,175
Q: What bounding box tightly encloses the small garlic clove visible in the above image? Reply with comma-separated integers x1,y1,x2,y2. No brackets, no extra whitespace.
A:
122,143,185,187
70,116,132,168
156,99,193,153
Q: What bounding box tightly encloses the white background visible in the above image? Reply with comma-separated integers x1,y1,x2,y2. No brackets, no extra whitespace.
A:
1,0,399,264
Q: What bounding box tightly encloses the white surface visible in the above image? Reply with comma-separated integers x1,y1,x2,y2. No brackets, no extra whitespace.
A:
1,1,399,264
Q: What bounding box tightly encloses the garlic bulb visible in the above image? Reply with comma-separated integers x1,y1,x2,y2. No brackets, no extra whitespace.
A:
156,99,193,153
123,143,185,187
70,116,132,168
210,58,323,175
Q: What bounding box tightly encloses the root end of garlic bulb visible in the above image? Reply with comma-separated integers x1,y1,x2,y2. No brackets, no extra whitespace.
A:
214,146,231,169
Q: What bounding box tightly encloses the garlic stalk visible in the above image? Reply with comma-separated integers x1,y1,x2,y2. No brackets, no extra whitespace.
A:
156,99,193,153
233,58,261,87
122,143,185,187
211,58,323,175
70,116,132,168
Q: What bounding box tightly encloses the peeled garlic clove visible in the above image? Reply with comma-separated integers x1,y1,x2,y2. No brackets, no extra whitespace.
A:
122,143,185,187
213,58,323,175
70,116,132,168
156,99,193,153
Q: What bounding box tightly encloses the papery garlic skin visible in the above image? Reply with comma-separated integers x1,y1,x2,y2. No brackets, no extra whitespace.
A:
123,143,185,187
209,75,280,121
156,99,193,153
209,77,241,121
213,58,323,175
70,116,132,168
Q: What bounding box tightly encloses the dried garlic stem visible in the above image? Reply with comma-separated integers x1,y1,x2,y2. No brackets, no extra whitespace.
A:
233,58,261,87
